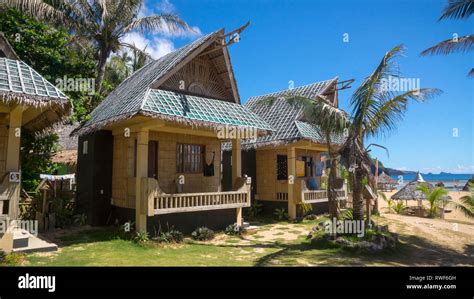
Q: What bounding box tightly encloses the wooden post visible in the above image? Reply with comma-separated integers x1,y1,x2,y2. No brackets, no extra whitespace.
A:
135,130,149,233
6,106,22,219
287,146,296,219
232,139,242,225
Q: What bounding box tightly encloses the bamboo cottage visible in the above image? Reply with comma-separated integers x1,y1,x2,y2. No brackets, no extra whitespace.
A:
0,32,69,252
223,79,349,219
74,29,272,233
0,33,70,220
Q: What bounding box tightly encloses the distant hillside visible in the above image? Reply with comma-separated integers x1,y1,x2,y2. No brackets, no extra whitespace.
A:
370,159,415,176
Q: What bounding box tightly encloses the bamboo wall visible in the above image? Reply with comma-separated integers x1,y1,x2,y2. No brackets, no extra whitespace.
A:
255,147,322,201
111,131,221,209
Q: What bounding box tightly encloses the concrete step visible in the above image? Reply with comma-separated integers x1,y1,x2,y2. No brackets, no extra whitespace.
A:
12,229,30,249
12,234,57,253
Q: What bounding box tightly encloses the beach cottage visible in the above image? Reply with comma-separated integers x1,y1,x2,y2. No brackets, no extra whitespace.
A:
74,29,272,234
223,79,349,219
0,32,69,252
0,32,70,220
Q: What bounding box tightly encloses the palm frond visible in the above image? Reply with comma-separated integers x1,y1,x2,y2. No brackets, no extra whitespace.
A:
468,68,474,77
351,45,404,137
2,0,67,24
421,35,474,56
365,88,442,137
439,0,474,20
123,14,190,34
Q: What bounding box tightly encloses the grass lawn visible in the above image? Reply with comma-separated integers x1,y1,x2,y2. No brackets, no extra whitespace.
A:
16,215,474,266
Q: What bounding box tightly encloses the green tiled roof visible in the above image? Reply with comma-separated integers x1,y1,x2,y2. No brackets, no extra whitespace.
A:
0,57,67,100
143,89,273,130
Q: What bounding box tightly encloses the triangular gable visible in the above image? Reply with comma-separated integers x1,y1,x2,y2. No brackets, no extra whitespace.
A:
151,29,240,103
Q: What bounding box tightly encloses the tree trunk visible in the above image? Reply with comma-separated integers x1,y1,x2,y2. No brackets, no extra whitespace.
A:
95,50,109,94
327,154,338,220
352,171,365,220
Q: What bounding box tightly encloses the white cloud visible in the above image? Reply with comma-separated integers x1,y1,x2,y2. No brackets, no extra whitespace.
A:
156,0,176,14
127,0,202,59
122,32,175,59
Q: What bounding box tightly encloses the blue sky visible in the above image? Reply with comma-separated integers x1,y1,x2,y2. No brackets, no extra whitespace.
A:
135,0,473,174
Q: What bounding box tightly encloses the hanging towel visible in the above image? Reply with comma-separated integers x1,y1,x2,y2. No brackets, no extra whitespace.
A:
203,152,215,177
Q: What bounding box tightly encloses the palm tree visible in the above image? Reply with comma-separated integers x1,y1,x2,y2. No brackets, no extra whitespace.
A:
454,183,474,218
284,95,349,220
339,45,441,221
269,46,440,223
3,0,191,92
416,183,450,218
421,0,474,77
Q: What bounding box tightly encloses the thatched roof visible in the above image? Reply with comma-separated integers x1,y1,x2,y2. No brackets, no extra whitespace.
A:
51,149,77,165
0,57,70,131
74,29,272,136
377,172,397,185
222,79,345,150
50,123,79,165
391,172,434,200
0,32,19,60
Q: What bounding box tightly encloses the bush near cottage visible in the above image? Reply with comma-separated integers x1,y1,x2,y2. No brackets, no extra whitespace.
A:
191,227,215,241
225,223,246,236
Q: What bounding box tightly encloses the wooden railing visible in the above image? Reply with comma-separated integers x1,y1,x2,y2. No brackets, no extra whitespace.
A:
300,179,347,204
145,177,251,215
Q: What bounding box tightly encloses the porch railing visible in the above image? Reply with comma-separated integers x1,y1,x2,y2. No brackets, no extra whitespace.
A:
145,177,251,215
300,179,347,204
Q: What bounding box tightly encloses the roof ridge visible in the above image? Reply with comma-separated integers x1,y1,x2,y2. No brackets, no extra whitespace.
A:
248,77,338,100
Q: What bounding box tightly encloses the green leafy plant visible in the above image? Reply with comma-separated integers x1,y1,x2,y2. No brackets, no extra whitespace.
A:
273,208,289,220
416,184,449,218
133,231,149,244
225,223,246,236
154,226,184,243
378,191,394,213
298,202,313,216
341,208,354,220
73,213,87,226
393,201,405,215
453,183,474,218
245,200,263,219
191,227,215,241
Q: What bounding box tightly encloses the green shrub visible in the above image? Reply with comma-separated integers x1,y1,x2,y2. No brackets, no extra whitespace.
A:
393,201,405,214
133,231,149,244
298,203,313,216
304,214,318,221
1,253,25,265
155,229,184,243
273,208,288,220
225,223,246,236
245,200,263,219
0,250,6,264
191,227,215,241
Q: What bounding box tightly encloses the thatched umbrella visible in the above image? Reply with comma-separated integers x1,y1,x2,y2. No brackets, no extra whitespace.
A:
392,172,434,207
377,172,398,190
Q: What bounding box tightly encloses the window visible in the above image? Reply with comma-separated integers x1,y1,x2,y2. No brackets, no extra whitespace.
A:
177,143,204,173
82,141,88,155
276,155,288,180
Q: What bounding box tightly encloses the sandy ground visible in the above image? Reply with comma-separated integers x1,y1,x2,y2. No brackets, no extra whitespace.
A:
377,191,473,264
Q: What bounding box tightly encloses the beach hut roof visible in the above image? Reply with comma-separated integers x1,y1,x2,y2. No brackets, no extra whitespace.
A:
0,57,70,130
377,172,397,184
232,79,345,149
391,173,434,200
74,29,273,136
